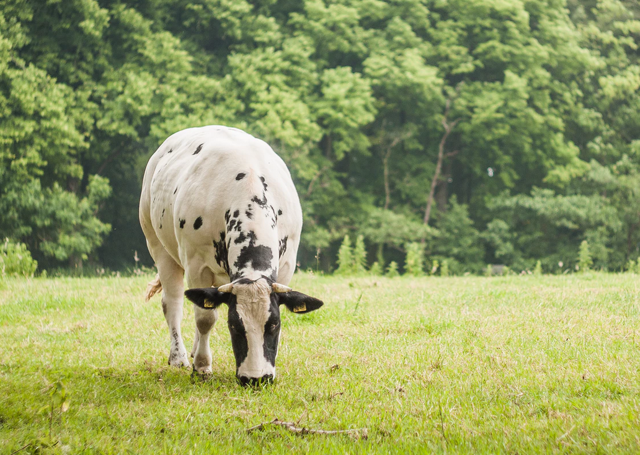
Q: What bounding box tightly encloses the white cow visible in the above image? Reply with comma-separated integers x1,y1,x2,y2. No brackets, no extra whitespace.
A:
139,126,323,385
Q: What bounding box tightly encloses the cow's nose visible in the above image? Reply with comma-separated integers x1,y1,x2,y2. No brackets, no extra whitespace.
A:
237,374,274,387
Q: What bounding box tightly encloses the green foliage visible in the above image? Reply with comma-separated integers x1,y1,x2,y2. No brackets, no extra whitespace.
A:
335,235,353,275
440,260,449,277
359,208,435,252
534,260,543,276
0,238,37,277
352,235,367,274
386,261,399,278
404,242,424,277
578,240,593,272
432,198,483,274
484,265,493,277
369,261,382,276
1,0,639,273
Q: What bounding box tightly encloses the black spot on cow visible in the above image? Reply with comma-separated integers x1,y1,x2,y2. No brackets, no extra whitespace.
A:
236,173,246,180
194,216,203,230
245,209,253,219
168,148,173,153
162,209,165,217
234,230,257,246
279,236,288,259
278,209,283,216
213,232,230,275
269,205,278,229
230,230,270,278
234,221,243,232
228,219,236,231
179,219,186,229
259,176,268,192
174,187,178,194
252,193,267,207
233,210,240,218
159,224,163,229
193,143,204,155
224,210,231,224
234,244,273,273
235,231,247,245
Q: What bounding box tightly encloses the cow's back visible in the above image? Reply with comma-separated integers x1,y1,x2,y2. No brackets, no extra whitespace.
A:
140,126,302,284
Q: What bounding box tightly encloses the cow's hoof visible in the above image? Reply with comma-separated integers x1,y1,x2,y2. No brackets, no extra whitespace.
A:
191,365,213,381
168,351,190,368
194,364,213,375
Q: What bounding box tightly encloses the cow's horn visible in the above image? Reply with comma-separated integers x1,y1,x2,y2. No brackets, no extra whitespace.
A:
217,283,234,293
272,283,291,293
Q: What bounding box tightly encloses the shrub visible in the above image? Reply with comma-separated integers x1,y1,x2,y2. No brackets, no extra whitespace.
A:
440,260,449,277
386,261,399,278
335,235,353,275
534,260,542,276
404,242,424,276
1,239,38,277
353,235,367,274
369,262,383,276
578,240,593,272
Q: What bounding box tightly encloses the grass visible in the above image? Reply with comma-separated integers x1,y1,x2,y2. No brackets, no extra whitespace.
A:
0,273,639,454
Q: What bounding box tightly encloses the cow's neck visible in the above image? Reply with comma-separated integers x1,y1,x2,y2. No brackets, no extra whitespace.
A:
224,202,279,283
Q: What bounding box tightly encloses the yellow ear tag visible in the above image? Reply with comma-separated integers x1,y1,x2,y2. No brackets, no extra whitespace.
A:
204,300,214,308
293,304,306,313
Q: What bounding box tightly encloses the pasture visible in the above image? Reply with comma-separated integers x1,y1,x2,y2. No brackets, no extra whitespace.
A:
1,273,639,454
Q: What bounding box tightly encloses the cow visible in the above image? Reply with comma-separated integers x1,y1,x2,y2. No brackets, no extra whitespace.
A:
139,125,323,386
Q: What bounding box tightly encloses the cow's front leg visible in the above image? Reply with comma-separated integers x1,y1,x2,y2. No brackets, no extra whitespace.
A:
158,256,190,368
190,328,200,359
193,306,218,374
187,267,218,375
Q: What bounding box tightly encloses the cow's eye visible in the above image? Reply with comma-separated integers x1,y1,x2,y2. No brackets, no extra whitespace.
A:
270,323,279,332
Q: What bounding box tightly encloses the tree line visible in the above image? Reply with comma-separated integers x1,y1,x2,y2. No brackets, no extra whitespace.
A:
0,0,639,274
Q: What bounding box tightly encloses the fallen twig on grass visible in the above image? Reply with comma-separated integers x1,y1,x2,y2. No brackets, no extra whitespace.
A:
10,443,32,455
246,418,367,438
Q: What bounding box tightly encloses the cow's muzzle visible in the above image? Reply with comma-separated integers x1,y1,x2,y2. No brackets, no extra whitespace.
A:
237,374,274,387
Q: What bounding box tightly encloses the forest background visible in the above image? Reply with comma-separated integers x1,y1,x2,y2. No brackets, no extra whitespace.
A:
1,0,639,275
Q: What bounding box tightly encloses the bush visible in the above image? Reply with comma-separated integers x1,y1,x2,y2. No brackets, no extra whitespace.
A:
335,235,353,275
353,235,367,274
369,261,382,276
404,242,424,276
1,239,38,277
534,260,542,276
440,260,449,277
386,261,399,278
578,240,593,272
335,234,369,275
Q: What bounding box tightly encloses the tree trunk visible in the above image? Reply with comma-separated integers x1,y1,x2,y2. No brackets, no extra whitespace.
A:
380,129,412,210
436,160,453,216
424,100,459,225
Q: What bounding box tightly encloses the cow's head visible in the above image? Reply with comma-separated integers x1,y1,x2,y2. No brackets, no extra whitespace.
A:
185,278,323,386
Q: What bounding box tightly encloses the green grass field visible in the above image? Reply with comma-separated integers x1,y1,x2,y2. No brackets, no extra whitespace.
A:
1,273,639,454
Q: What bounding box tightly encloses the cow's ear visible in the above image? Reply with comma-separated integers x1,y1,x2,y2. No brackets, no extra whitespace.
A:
277,291,323,314
185,287,231,309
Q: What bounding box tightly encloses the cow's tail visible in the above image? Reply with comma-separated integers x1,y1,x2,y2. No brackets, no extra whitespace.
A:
144,274,163,302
